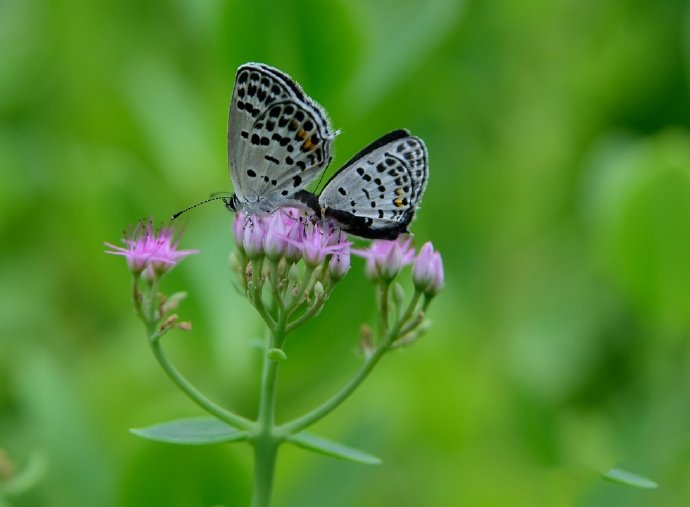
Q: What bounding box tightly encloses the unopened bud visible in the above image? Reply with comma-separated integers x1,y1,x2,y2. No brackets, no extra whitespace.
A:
313,281,325,299
412,242,444,296
393,320,432,348
284,221,305,262
392,282,405,307
328,251,350,282
159,314,178,332
161,291,187,314
233,212,247,250
176,321,192,331
286,263,301,284
264,213,288,260
242,219,265,258
359,324,374,357
360,238,414,282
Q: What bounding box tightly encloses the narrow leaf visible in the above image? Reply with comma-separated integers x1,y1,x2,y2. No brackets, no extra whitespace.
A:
288,432,382,465
130,417,248,445
602,468,658,489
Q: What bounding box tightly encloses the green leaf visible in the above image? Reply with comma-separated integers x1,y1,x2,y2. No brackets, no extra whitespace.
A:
287,432,382,465
601,468,658,489
130,417,248,445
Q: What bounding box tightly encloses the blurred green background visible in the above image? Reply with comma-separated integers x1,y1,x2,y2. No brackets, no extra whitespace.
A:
3,0,690,505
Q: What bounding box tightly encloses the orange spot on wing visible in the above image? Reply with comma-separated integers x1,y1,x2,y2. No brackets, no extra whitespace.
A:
394,197,404,208
303,138,315,150
297,129,308,140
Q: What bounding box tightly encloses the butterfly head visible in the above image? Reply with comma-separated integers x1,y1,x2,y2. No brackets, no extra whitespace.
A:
224,194,239,212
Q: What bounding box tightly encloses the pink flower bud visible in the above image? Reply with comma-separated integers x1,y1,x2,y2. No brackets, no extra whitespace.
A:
329,250,350,281
379,240,404,280
301,226,327,267
412,241,444,295
354,238,415,282
428,251,444,295
264,213,288,260
242,218,265,258
284,221,305,262
233,212,247,250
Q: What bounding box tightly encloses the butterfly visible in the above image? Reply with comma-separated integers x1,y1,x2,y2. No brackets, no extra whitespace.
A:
316,129,429,239
225,63,336,215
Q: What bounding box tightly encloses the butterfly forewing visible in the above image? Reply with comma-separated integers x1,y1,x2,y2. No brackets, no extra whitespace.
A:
228,63,334,214
319,130,429,239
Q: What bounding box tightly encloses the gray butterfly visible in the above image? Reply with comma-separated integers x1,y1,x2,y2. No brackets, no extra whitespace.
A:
225,63,336,215
317,129,428,239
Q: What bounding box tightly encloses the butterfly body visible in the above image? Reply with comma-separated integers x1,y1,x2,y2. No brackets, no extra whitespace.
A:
227,63,335,216
317,129,429,239
225,63,429,240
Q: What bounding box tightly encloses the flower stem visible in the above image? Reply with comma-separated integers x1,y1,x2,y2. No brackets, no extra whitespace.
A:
148,330,253,430
378,281,390,339
251,437,278,507
250,304,287,507
286,294,326,334
279,288,425,435
286,265,314,315
399,289,423,333
278,344,388,435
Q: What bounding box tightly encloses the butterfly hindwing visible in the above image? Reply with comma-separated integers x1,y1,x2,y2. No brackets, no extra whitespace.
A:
319,130,429,239
228,63,334,214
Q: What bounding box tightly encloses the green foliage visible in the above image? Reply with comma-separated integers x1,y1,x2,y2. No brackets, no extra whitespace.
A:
602,468,658,489
2,0,690,505
287,432,382,466
130,418,248,445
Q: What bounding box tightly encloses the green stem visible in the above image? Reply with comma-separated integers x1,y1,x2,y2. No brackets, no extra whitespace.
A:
285,265,314,315
378,281,390,340
279,344,388,435
286,294,327,334
251,438,278,507
280,288,426,435
131,275,146,323
148,330,253,430
147,277,161,323
250,303,287,507
249,258,276,331
398,290,423,336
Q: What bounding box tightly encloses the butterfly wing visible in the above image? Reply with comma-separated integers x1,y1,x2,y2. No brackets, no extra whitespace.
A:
228,63,334,213
319,130,429,239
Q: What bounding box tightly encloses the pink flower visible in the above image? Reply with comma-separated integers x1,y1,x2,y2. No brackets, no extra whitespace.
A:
284,219,306,262
412,241,444,295
105,220,198,275
329,250,350,281
299,223,349,267
264,213,288,260
354,237,415,281
242,217,266,258
233,211,247,250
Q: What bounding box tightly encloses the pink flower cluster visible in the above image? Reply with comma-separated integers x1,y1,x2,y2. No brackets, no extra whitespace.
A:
231,208,444,294
231,210,444,293
105,220,199,278
233,209,351,277
354,238,444,295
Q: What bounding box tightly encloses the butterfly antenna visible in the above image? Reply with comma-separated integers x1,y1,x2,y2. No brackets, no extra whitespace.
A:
314,168,328,194
171,195,231,220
